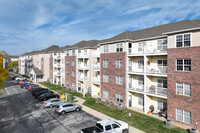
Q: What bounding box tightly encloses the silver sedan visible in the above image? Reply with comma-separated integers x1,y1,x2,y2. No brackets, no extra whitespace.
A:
43,98,67,108
56,103,82,115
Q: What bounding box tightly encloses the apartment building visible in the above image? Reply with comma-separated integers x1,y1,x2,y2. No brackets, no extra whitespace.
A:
18,19,200,130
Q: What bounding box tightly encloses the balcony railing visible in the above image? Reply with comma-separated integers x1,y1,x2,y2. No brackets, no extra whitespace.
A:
92,64,100,70
92,77,100,85
128,46,167,55
78,76,89,81
77,53,89,58
146,66,167,75
54,55,61,59
128,84,144,92
92,53,100,58
146,86,167,96
128,66,144,73
78,64,89,69
54,63,61,68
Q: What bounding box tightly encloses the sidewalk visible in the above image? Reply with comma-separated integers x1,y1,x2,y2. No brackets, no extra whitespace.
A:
35,82,145,133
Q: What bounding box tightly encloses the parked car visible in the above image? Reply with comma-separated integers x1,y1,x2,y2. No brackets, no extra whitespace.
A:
33,89,53,98
31,88,46,94
19,80,29,85
81,119,129,133
20,82,31,88
11,75,18,80
38,93,59,101
25,83,36,89
15,77,26,81
43,98,67,108
55,103,82,115
28,84,40,91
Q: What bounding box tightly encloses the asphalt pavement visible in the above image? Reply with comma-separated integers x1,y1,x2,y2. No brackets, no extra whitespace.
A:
0,79,100,133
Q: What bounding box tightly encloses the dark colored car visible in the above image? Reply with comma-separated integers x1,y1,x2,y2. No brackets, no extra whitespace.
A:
38,93,59,101
33,89,53,98
31,88,46,94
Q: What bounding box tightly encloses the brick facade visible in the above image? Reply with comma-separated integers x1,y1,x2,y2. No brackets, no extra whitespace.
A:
100,52,126,107
65,56,76,90
49,57,53,83
167,46,200,130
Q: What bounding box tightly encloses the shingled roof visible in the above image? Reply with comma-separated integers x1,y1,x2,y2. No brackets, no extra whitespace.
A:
32,67,43,75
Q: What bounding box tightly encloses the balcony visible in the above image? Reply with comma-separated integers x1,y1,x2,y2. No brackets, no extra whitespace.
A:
54,72,61,76
92,77,100,85
146,66,167,76
78,76,89,81
128,46,167,56
54,55,61,60
78,64,89,70
92,64,100,71
146,86,167,97
53,63,61,68
128,66,144,74
77,53,89,58
128,84,144,93
92,53,100,58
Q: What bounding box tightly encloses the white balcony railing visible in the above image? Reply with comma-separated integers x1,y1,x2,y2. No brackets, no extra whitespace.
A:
77,53,89,58
78,76,89,81
92,77,100,85
128,45,167,55
146,86,167,96
54,55,61,59
128,84,144,92
128,66,144,73
92,64,100,71
92,53,100,58
54,63,61,68
78,64,89,69
146,66,167,75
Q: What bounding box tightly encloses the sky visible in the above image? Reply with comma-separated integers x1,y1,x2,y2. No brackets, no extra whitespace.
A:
0,0,200,55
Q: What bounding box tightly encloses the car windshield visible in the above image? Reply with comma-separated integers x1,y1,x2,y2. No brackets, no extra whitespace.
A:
56,105,60,108
96,123,104,131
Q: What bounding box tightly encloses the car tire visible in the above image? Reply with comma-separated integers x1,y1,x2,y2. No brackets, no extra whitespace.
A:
76,107,80,112
49,104,53,108
122,129,129,133
61,111,65,115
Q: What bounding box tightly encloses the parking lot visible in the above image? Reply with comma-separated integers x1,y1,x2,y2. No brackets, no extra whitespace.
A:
0,79,100,133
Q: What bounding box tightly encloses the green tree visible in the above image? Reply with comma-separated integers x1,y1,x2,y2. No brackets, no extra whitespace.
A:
8,61,18,69
0,51,10,91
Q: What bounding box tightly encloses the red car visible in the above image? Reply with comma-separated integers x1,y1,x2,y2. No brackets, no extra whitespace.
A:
19,80,29,86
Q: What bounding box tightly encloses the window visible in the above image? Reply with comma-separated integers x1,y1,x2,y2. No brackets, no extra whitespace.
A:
112,124,120,129
66,71,69,75
116,43,123,52
72,71,75,77
103,60,109,68
78,49,81,53
66,61,69,65
72,60,75,66
176,109,191,124
84,49,87,55
116,94,123,103
72,50,75,56
116,60,123,68
138,76,144,86
105,125,112,131
138,42,145,52
176,34,191,47
157,79,167,88
104,45,109,53
157,101,167,110
138,60,144,69
176,59,191,71
103,91,109,99
138,96,144,106
116,76,123,85
176,83,191,96
66,51,69,56
103,75,109,82
72,83,75,88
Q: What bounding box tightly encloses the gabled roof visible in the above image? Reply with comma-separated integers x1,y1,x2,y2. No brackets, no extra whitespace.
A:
73,40,101,49
5,55,19,59
32,67,43,75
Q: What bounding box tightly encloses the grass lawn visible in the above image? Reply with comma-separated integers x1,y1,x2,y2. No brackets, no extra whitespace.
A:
83,98,186,133
39,82,84,98
39,82,186,133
